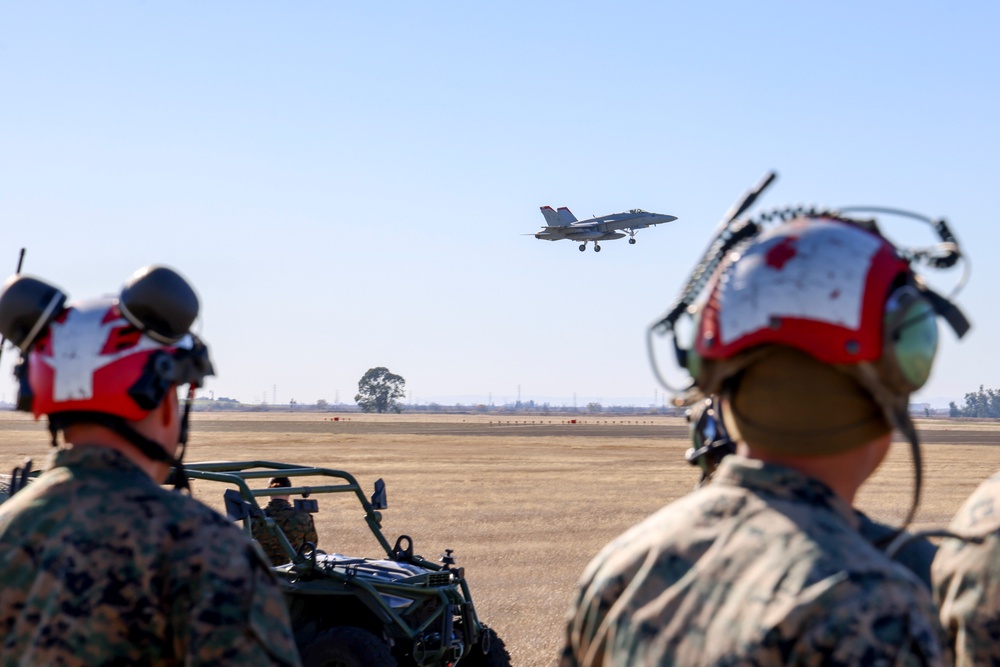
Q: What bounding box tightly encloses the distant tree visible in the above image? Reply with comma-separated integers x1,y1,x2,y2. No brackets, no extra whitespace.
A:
587,402,603,414
951,386,1000,418
355,367,406,413
316,399,329,409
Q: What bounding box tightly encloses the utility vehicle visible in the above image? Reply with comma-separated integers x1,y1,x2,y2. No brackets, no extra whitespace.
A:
183,460,510,667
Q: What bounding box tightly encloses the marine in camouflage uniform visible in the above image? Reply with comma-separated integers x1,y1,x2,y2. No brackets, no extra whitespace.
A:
0,266,302,666
0,446,301,666
253,496,319,565
932,471,1000,667
561,455,948,666
561,214,969,666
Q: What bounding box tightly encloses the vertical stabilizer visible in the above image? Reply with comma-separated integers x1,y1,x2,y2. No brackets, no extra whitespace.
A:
540,206,563,227
557,207,578,224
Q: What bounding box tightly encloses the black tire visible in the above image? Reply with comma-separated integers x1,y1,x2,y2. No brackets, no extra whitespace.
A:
299,627,397,667
461,627,512,667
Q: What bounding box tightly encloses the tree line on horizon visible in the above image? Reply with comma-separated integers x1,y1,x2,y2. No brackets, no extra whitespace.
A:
199,366,680,414
949,386,1000,418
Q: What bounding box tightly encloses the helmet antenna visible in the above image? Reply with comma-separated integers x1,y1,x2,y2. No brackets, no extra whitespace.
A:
654,172,777,337
647,173,778,395
0,248,26,369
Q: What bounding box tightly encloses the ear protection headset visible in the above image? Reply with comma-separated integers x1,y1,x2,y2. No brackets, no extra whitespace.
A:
648,175,970,401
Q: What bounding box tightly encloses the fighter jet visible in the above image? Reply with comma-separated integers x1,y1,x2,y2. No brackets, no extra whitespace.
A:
532,206,678,252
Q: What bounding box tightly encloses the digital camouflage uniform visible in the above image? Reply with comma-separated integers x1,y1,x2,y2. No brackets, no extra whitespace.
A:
561,455,949,667
0,446,301,667
253,498,318,565
932,470,1000,667
857,510,937,590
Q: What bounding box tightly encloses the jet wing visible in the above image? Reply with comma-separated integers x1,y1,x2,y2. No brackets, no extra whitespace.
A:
603,214,678,232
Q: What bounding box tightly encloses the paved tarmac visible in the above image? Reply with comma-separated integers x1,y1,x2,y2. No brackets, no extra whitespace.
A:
184,417,1000,445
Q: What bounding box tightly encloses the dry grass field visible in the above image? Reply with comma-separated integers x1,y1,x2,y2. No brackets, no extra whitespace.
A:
3,410,1000,666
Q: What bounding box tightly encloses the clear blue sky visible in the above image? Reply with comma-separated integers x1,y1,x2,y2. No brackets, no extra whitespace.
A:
1,2,997,408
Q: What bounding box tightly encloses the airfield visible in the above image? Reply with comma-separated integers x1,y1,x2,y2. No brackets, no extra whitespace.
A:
2,411,999,666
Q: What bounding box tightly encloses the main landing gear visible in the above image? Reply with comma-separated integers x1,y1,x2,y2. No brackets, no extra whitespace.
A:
578,242,602,252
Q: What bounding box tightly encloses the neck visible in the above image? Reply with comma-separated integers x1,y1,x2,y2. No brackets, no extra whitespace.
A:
63,423,172,483
737,432,891,505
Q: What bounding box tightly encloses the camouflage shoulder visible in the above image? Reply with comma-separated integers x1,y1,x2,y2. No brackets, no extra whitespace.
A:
947,471,1000,536
172,513,300,665
771,572,949,666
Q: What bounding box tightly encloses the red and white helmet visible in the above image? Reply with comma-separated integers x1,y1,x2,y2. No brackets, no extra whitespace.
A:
691,216,940,402
0,266,213,456
25,298,206,421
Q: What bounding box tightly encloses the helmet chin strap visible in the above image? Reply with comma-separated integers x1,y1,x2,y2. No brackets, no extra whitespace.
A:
875,406,923,545
171,386,197,492
848,363,923,549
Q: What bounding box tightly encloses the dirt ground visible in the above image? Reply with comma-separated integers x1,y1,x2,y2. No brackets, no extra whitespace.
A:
2,411,1000,666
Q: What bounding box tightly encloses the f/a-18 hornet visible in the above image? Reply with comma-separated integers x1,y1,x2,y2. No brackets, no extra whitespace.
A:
533,206,678,252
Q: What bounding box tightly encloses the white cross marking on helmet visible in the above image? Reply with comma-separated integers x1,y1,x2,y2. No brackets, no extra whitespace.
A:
38,301,161,402
717,221,882,344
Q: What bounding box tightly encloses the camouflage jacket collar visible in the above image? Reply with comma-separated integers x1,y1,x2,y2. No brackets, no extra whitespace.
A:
267,498,292,510
47,445,150,478
712,455,859,529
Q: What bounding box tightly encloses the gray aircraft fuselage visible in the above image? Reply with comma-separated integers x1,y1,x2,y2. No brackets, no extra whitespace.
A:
533,207,677,246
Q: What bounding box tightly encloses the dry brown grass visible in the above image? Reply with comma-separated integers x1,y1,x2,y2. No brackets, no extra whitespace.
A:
3,411,1000,666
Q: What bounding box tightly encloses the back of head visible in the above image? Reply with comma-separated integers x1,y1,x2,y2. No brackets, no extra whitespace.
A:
692,216,939,453
268,477,292,489
723,346,890,456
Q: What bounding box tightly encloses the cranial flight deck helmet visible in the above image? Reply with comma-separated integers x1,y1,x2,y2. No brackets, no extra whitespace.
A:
0,265,214,490
649,172,971,535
